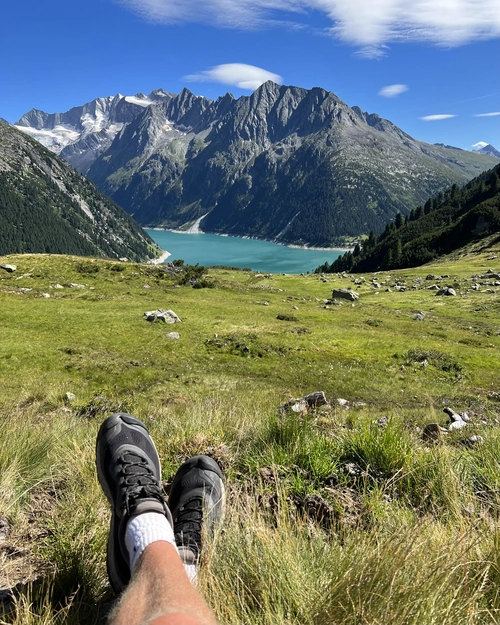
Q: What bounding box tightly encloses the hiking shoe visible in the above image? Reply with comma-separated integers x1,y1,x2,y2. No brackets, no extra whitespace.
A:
96,413,171,593
168,455,225,567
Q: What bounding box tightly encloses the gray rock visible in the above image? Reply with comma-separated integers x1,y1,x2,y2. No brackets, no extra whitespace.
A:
448,419,467,431
426,274,440,280
336,398,350,409
332,288,359,301
414,312,425,321
0,264,16,273
443,407,462,422
144,309,181,323
461,435,483,447
165,332,180,340
304,391,329,408
64,392,76,402
280,391,330,414
280,399,308,414
427,284,439,290
436,287,456,296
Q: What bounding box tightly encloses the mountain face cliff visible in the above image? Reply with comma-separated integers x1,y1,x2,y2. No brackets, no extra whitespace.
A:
17,83,499,247
15,90,173,173
0,122,159,260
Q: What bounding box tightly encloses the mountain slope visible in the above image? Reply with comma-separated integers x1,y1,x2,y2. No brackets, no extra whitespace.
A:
86,82,498,246
317,163,500,273
0,122,159,260
15,90,173,173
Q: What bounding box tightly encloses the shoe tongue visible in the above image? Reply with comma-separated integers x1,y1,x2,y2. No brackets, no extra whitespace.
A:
132,499,167,516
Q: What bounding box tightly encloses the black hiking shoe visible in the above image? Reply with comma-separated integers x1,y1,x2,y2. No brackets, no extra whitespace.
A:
96,413,171,593
168,455,225,567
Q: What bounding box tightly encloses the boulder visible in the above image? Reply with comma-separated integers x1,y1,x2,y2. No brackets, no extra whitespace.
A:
0,264,16,273
280,391,330,414
332,288,359,301
304,391,329,408
436,287,456,296
144,309,181,323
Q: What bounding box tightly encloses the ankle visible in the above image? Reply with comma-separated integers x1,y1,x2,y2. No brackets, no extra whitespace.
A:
125,512,176,572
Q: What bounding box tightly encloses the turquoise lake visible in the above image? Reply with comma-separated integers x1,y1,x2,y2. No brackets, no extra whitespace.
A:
145,229,343,274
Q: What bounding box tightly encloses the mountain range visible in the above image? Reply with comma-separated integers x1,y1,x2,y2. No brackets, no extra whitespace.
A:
0,120,159,260
14,83,500,247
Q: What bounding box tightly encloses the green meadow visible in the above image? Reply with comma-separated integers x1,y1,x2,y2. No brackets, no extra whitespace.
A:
0,238,499,624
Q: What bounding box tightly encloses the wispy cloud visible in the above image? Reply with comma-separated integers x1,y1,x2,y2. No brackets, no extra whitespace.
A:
117,0,500,51
378,84,408,98
420,114,456,121
474,111,500,117
185,63,283,91
472,141,488,149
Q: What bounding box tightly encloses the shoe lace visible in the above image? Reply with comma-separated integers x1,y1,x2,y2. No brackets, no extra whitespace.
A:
118,452,164,515
175,496,203,555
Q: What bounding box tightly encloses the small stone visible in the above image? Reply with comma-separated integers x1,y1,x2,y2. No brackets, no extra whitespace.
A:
461,435,483,447
42,293,50,298
414,312,425,321
336,398,350,409
64,392,76,402
165,332,180,340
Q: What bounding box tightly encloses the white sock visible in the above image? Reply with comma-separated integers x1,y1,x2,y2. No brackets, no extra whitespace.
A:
125,512,176,572
184,563,198,585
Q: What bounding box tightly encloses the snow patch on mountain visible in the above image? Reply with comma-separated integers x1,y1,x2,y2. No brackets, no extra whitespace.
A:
14,91,172,172
17,124,80,153
472,141,488,150
125,95,153,107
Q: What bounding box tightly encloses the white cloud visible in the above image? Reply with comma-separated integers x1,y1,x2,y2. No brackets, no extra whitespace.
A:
472,141,488,149
185,63,283,90
378,84,408,98
474,111,500,117
117,0,500,50
420,114,456,121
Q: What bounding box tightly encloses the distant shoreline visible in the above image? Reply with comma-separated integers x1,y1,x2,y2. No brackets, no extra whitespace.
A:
148,249,171,265
147,228,351,254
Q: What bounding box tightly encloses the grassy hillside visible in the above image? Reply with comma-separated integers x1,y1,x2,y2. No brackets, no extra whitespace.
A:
0,247,500,624
318,163,500,274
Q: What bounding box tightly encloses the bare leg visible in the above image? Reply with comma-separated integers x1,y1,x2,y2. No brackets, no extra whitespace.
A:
109,542,218,625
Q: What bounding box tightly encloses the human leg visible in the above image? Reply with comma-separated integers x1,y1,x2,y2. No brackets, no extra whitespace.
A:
96,413,224,625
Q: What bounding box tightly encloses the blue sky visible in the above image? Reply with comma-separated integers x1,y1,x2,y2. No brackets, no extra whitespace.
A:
1,0,499,151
